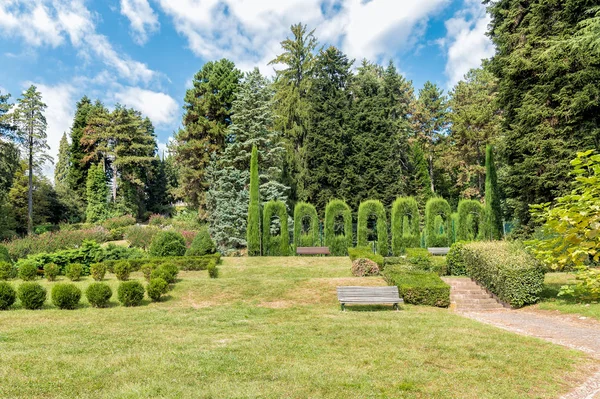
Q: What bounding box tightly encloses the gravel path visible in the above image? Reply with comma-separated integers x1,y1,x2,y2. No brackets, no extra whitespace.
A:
460,309,600,398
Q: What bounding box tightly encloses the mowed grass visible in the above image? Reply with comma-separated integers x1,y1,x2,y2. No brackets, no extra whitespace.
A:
537,272,600,320
0,258,594,398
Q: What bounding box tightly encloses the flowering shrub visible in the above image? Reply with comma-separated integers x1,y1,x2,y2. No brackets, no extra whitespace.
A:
351,258,380,277
101,215,136,230
4,227,111,260
125,226,160,250
148,214,169,227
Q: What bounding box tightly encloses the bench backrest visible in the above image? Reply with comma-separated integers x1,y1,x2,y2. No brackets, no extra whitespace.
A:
427,247,450,256
296,246,331,255
336,286,399,300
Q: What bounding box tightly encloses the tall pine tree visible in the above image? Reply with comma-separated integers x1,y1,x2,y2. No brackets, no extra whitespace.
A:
67,96,94,202
173,59,241,209
54,133,70,188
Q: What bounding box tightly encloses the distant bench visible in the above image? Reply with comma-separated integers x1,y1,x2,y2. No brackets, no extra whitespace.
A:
428,247,450,256
296,246,331,256
336,286,403,311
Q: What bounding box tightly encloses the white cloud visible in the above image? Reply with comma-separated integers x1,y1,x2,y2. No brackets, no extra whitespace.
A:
34,82,76,179
441,0,495,87
157,0,448,73
120,0,159,45
0,0,157,84
114,87,179,127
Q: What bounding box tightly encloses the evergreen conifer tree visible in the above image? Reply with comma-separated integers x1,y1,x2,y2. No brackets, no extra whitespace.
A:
67,96,94,201
247,146,261,256
54,133,70,188
483,145,503,240
85,163,109,223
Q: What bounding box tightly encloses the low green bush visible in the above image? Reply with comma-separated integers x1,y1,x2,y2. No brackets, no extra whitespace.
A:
17,240,104,276
148,214,168,227
44,263,59,281
125,225,160,250
447,242,467,276
0,261,15,280
207,260,218,279
149,231,186,257
141,264,154,281
18,282,47,310
86,283,112,308
113,261,131,281
0,244,11,263
405,248,433,271
383,267,450,307
0,282,16,310
462,241,544,308
103,244,146,261
65,263,83,281
348,247,384,268
117,281,145,306
384,249,444,274
186,227,216,256
351,258,380,277
51,284,82,310
151,262,178,284
18,260,38,281
103,254,221,272
101,215,136,230
90,263,106,281
147,278,169,301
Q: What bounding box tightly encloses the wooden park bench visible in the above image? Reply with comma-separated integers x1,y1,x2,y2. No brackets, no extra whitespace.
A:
296,246,331,256
428,247,450,256
336,286,403,311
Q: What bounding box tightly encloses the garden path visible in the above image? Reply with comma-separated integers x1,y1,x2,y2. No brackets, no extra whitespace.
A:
460,309,600,398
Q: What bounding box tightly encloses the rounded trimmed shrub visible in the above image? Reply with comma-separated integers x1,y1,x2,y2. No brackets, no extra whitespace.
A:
262,200,289,256
90,263,107,281
147,278,169,302
141,264,154,281
0,261,15,280
207,260,219,279
44,263,59,281
113,261,131,281
149,231,186,257
293,202,319,248
186,226,216,256
351,258,380,277
65,263,83,281
425,197,452,248
150,263,178,284
18,282,46,310
324,199,353,256
391,197,421,255
447,242,467,276
117,281,145,306
0,282,16,310
18,260,38,281
51,283,82,310
357,200,388,256
86,283,112,308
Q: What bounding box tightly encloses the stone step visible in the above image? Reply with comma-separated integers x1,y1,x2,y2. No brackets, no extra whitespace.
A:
451,293,492,300
444,277,506,311
454,299,501,305
451,289,486,294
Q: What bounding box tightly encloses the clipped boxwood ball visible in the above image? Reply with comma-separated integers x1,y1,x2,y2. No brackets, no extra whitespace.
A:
90,263,107,281
117,281,145,306
0,282,16,310
113,261,131,281
18,282,47,310
86,283,112,308
149,231,186,257
185,227,216,256
44,263,59,281
18,260,38,281
51,283,82,310
0,261,14,280
150,263,178,284
147,278,169,302
66,263,83,281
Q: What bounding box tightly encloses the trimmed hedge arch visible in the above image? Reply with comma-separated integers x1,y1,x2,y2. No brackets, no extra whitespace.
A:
456,200,484,242
391,197,420,255
357,200,388,255
294,202,319,248
324,200,353,256
263,201,289,256
425,197,452,247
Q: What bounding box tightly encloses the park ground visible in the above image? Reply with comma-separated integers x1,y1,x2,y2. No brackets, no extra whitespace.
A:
0,257,598,398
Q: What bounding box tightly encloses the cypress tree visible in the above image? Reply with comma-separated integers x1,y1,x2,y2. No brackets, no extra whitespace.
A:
85,163,109,223
54,133,70,188
247,146,261,256
67,96,94,201
407,142,433,212
483,145,503,240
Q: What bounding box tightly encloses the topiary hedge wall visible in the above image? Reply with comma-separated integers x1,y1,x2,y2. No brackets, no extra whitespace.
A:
425,197,452,247
456,200,484,242
391,197,420,255
247,145,261,256
324,200,352,256
294,202,319,248
262,200,289,256
357,200,388,256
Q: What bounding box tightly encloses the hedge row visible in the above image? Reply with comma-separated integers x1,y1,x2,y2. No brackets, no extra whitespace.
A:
456,200,484,242
383,266,450,307
263,200,289,256
425,198,452,247
294,202,319,248
462,241,544,308
101,254,221,272
391,197,420,255
357,200,388,256
324,200,353,256
348,247,384,267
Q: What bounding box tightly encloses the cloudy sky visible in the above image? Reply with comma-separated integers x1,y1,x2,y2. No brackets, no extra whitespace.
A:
0,0,494,178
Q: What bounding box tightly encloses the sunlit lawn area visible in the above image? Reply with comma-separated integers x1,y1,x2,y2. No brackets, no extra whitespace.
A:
537,272,600,320
0,258,594,398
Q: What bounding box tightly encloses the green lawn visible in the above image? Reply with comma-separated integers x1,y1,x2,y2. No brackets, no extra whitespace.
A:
537,272,600,320
0,257,593,398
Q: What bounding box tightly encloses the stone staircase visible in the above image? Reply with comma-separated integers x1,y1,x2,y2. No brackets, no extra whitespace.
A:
442,277,506,312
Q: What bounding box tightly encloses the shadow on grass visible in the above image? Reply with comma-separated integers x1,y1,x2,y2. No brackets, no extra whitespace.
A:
341,304,401,312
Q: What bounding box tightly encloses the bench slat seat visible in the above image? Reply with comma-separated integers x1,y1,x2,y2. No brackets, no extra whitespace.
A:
337,286,403,311
296,247,331,255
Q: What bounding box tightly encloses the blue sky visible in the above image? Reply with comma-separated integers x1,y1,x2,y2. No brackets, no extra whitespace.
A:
0,0,494,178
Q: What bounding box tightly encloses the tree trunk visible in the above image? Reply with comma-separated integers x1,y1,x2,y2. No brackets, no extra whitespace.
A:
111,163,118,202
28,131,33,235
428,153,435,193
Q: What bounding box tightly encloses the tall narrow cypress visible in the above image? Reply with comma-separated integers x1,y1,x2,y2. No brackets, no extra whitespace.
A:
247,146,261,256
483,145,503,239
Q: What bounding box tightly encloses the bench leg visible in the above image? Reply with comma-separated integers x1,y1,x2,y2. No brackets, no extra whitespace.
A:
393,303,398,311
341,303,345,312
